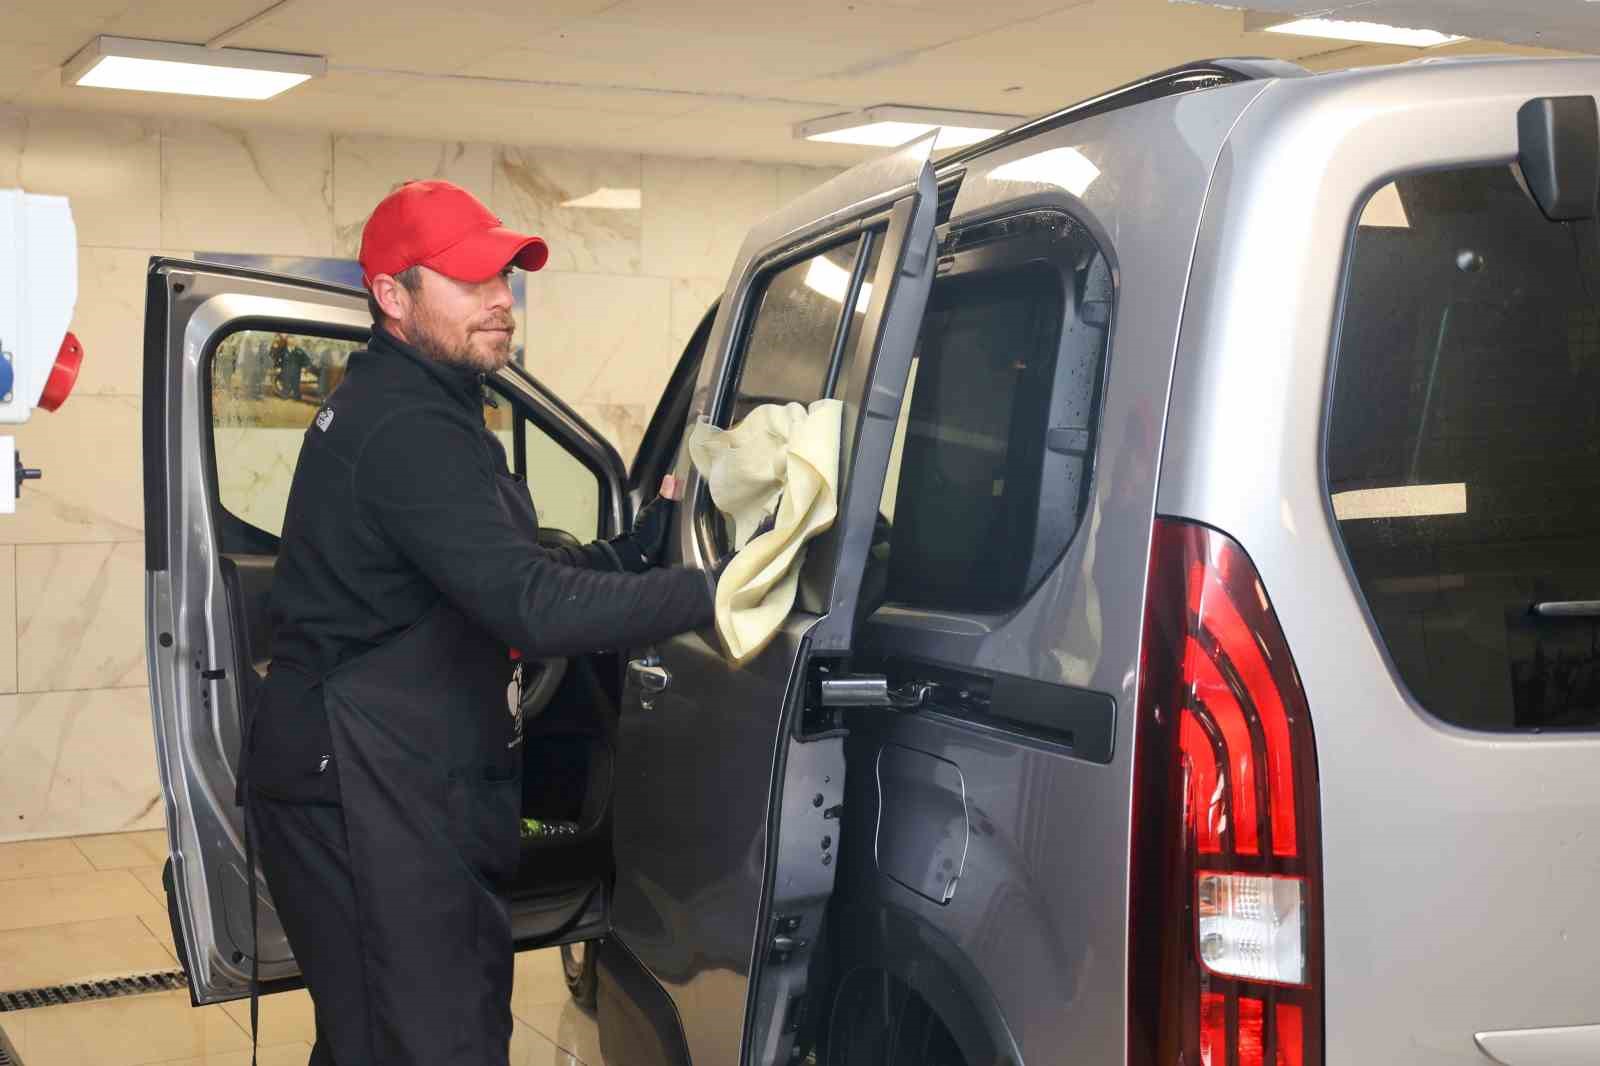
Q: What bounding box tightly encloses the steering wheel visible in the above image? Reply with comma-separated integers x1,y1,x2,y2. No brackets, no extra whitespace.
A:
518,528,581,723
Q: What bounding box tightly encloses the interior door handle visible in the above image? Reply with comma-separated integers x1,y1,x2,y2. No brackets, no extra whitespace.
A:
628,658,671,708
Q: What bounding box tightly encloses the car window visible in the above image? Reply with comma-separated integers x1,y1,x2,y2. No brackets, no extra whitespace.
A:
704,236,872,560
723,238,864,426
873,211,1112,613
1328,163,1600,731
485,387,601,541
211,332,600,543
210,329,360,538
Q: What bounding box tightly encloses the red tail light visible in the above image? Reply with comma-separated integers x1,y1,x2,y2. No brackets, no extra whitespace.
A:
1130,519,1323,1066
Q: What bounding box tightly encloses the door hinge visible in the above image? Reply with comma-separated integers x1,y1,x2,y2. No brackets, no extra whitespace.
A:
783,994,806,1034
200,667,226,681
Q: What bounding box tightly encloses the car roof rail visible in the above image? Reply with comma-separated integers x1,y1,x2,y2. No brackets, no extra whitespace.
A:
938,57,1309,170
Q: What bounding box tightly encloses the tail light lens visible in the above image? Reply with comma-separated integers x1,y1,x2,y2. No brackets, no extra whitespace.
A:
1130,519,1323,1066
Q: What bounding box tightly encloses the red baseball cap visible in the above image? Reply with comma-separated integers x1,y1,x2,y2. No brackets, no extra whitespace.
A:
358,180,548,287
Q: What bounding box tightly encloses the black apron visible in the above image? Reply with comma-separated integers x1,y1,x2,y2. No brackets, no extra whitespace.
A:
306,465,537,1064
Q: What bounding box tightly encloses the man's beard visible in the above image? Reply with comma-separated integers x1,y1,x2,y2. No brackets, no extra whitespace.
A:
409,305,515,373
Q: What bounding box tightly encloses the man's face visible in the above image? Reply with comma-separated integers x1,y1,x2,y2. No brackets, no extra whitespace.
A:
384,266,517,373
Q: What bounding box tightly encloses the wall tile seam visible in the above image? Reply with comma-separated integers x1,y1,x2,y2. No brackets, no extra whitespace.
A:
5,685,151,698
8,541,146,550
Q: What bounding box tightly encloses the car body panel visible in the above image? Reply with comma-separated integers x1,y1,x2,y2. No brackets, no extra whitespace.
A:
846,76,1274,1063
1158,58,1600,1064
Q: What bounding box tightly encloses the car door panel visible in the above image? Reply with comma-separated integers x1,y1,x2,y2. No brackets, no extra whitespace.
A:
608,136,939,1066
145,262,370,1002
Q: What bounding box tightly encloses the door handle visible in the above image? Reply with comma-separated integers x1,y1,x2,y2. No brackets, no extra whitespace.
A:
1476,1022,1600,1065
1533,600,1600,618
628,658,671,708
819,674,935,710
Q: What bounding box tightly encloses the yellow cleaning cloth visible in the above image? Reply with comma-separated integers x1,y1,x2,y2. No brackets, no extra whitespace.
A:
688,399,843,664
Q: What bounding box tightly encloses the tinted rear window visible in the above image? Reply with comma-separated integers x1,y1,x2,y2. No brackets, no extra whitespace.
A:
1328,163,1600,731
883,264,1064,611
876,210,1112,614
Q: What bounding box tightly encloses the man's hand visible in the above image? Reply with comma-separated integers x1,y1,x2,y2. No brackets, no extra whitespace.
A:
608,494,675,572
749,508,778,544
633,495,674,565
710,507,778,583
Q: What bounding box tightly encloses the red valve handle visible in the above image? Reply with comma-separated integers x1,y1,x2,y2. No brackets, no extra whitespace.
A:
39,331,84,413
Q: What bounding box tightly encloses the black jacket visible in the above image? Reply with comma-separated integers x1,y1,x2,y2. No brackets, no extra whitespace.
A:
249,326,712,802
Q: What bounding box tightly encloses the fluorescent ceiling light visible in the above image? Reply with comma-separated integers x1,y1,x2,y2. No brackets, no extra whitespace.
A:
1254,16,1465,48
796,106,1021,151
1332,483,1466,521
560,187,642,210
805,256,872,313
989,146,1101,197
63,36,325,100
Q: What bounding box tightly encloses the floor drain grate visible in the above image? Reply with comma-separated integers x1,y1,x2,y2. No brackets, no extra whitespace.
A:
0,1019,22,1064
0,970,188,1013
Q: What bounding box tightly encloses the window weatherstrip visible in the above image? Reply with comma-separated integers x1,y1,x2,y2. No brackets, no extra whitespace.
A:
823,234,874,400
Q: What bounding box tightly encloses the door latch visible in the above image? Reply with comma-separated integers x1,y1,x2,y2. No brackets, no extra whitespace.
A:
769,914,807,962
627,656,671,709
818,675,935,710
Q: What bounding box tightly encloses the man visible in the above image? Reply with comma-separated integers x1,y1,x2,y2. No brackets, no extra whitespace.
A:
241,332,270,400
313,342,339,401
267,334,289,397
215,334,238,388
277,337,309,400
246,179,713,1066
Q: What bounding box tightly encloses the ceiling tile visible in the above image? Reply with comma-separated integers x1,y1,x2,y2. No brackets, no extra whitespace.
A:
0,1,136,49
100,0,277,44
0,0,1581,165
1181,0,1600,54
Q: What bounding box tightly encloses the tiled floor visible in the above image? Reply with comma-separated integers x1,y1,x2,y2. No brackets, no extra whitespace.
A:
0,832,604,1065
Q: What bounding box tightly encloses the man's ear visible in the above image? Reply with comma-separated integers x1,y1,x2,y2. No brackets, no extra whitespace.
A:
371,273,411,322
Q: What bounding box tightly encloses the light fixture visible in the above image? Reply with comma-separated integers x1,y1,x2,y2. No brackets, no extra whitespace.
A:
560,188,642,210
1247,13,1466,48
795,105,1021,151
63,36,326,100
804,256,872,313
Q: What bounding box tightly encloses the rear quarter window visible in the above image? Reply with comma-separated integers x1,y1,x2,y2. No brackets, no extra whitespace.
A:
1327,163,1600,731
877,210,1113,613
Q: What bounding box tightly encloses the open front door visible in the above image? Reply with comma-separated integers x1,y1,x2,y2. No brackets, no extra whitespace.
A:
144,260,370,1003
607,137,939,1066
143,259,630,1004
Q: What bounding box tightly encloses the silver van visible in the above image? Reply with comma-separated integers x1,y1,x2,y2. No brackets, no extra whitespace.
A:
145,54,1600,1066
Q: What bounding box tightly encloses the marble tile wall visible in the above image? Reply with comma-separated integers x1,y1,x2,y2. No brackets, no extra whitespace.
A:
212,428,310,538
0,690,164,839
0,101,841,842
